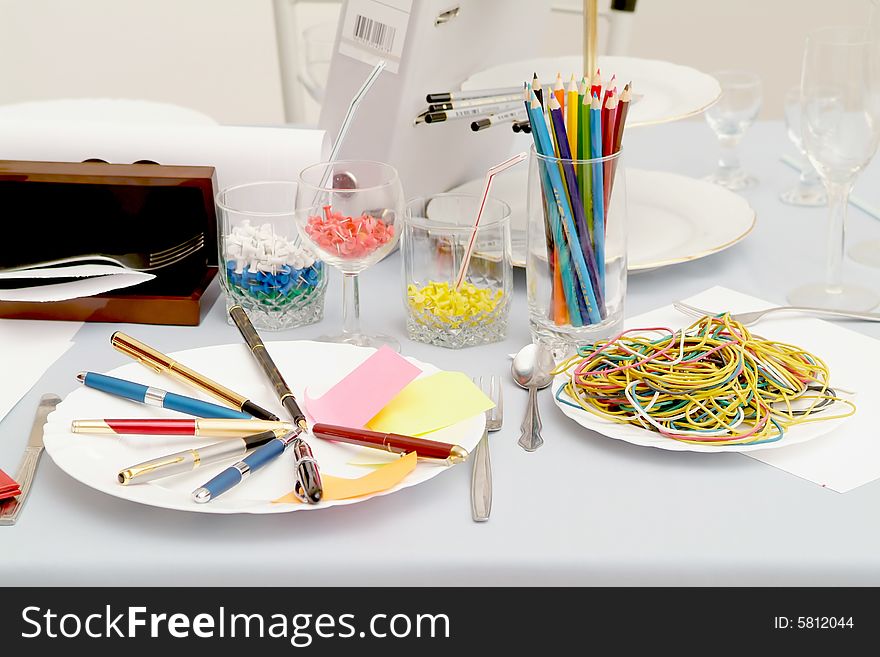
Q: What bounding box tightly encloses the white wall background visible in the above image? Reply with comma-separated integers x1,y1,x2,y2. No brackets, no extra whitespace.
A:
0,0,875,125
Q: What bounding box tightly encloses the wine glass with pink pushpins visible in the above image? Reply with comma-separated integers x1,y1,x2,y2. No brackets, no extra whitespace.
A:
295,159,403,349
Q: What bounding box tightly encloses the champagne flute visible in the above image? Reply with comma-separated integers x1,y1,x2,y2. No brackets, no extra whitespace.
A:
848,0,880,267
704,70,762,190
780,86,827,206
789,27,880,310
295,160,403,349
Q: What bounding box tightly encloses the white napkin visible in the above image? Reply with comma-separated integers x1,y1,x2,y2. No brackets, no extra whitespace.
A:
0,319,82,424
0,264,155,302
630,286,879,493
0,120,328,193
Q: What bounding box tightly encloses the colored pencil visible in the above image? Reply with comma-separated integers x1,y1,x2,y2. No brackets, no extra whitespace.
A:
578,90,593,242
532,73,544,107
548,95,604,313
525,83,569,325
553,73,565,117
528,93,594,324
603,93,619,212
590,69,602,98
566,77,579,157
589,93,606,290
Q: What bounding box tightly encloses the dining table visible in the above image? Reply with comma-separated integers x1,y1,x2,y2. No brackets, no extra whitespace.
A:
3,118,880,586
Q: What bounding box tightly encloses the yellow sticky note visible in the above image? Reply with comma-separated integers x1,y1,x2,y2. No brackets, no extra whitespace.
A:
366,371,494,436
273,452,418,504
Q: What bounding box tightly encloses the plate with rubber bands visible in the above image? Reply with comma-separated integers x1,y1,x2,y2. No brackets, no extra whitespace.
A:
552,305,856,453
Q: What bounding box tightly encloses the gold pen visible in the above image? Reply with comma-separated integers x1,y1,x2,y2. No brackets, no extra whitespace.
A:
110,332,279,421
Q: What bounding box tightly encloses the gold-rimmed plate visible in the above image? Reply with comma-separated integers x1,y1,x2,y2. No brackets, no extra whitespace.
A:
460,55,721,128
448,168,756,271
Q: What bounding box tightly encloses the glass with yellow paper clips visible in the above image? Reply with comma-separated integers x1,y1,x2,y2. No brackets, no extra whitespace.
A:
553,313,855,447
402,194,512,349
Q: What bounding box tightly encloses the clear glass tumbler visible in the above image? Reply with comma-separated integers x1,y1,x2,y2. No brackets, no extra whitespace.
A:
216,181,326,331
526,146,627,355
403,194,512,349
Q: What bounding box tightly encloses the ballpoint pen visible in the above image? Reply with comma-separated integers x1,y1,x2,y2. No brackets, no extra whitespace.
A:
228,304,322,504
77,371,252,419
118,429,284,485
110,332,279,421
191,431,317,504
71,418,293,438
311,423,469,464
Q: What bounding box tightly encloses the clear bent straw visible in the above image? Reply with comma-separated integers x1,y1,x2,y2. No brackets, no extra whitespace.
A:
453,151,528,290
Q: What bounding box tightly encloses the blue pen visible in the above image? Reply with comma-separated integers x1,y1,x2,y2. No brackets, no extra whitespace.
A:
191,431,321,504
77,371,252,419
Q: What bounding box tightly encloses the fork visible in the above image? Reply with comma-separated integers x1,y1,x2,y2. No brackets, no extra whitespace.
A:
0,232,205,273
471,375,503,522
674,300,880,328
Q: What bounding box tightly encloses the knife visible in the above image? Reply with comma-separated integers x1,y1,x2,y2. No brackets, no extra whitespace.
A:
0,393,61,526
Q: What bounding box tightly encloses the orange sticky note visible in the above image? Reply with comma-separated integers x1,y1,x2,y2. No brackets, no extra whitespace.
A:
273,451,418,504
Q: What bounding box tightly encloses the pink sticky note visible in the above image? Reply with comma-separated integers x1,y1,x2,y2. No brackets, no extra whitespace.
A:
304,345,421,428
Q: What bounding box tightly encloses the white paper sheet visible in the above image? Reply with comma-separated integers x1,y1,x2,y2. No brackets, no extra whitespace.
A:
0,319,82,424
0,120,329,193
628,286,880,493
0,264,155,302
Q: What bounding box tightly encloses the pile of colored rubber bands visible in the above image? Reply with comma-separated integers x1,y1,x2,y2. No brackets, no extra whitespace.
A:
554,314,855,446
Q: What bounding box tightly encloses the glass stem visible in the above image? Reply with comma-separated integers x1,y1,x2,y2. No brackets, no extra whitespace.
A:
342,273,361,337
718,136,741,177
824,181,854,293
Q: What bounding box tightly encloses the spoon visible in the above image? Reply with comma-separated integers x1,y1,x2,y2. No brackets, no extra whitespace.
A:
511,343,555,451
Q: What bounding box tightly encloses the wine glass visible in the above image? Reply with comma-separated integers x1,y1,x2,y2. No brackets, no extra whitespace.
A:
780,86,827,206
704,70,763,190
295,160,403,349
848,0,880,267
788,26,880,310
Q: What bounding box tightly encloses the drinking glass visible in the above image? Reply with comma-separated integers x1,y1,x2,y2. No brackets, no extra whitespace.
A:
780,86,827,206
295,160,403,349
526,147,627,356
216,181,327,331
788,27,880,310
704,71,762,190
403,195,512,348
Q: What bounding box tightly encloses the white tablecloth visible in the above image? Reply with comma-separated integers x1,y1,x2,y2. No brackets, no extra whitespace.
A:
3,120,880,585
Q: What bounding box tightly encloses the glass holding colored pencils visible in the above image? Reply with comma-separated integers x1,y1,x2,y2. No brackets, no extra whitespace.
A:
524,74,629,354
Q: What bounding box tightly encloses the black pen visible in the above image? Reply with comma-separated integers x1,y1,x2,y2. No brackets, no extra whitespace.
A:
228,304,322,504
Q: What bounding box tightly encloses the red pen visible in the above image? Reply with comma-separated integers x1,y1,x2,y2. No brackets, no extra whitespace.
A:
311,423,468,464
71,418,293,438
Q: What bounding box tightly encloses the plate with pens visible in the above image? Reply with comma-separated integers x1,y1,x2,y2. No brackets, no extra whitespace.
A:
43,341,487,514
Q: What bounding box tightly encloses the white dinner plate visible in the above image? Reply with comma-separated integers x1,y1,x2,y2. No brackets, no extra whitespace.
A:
460,55,721,128
43,341,484,514
553,373,853,453
448,168,756,271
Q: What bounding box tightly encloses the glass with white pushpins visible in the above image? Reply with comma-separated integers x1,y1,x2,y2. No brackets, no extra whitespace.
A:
295,160,403,350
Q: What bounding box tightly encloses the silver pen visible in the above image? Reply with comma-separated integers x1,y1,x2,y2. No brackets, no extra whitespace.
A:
118,429,285,485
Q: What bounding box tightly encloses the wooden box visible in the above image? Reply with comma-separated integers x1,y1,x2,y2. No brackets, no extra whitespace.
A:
0,160,219,326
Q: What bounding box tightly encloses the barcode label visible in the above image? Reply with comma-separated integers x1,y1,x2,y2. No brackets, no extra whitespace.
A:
353,14,396,53
339,0,412,74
